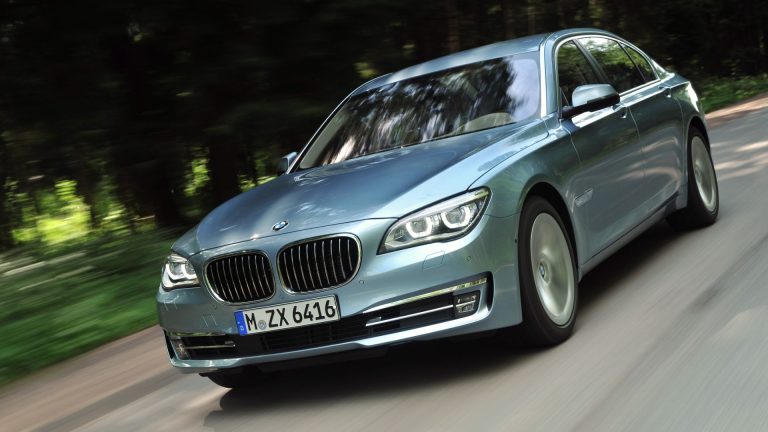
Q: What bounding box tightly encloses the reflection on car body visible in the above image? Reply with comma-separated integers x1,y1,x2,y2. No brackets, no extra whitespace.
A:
157,28,719,388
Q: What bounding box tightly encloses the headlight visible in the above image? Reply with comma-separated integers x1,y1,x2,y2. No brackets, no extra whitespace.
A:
161,253,199,290
380,188,490,253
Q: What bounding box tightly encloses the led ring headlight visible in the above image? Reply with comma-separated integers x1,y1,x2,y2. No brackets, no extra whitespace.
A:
380,188,490,253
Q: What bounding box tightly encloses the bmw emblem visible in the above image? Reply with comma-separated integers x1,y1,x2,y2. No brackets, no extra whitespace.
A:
272,220,289,231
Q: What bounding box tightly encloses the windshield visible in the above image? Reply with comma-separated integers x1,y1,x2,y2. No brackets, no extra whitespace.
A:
298,53,540,169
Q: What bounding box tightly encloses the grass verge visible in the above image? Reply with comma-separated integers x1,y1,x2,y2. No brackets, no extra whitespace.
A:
0,229,178,387
698,74,768,112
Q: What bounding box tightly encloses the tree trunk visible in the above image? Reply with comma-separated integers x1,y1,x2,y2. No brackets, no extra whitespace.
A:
502,0,516,39
74,141,100,230
527,0,537,34
0,138,14,250
445,0,461,53
207,135,241,207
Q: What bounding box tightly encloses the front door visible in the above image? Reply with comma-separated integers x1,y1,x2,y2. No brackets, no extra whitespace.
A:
557,40,646,260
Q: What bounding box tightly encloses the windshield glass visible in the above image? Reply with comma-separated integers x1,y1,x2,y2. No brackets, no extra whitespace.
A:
299,53,540,169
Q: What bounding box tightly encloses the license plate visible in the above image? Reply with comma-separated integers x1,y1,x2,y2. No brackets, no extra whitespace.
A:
234,296,339,335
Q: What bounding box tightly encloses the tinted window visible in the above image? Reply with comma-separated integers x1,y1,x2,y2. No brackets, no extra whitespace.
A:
580,37,644,93
557,41,601,107
623,44,656,82
299,54,540,169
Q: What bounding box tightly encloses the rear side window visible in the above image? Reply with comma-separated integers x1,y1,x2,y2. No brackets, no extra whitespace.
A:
580,37,644,93
622,44,656,82
556,41,601,107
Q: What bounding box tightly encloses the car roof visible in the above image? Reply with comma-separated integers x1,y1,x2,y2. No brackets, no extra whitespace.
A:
351,28,621,96
351,33,549,95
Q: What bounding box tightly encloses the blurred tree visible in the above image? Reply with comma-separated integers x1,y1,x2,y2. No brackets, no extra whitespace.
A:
0,0,766,249
0,136,13,249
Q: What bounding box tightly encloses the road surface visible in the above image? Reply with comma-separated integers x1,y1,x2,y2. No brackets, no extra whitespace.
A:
2,94,768,432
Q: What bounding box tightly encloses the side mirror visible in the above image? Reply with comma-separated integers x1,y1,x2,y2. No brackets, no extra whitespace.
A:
561,84,620,119
277,152,298,176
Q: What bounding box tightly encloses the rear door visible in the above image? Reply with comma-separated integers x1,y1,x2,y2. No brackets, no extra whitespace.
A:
557,40,645,260
580,37,684,215
619,43,685,211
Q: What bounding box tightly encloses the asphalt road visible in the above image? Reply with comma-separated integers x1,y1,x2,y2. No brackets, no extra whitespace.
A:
2,95,768,432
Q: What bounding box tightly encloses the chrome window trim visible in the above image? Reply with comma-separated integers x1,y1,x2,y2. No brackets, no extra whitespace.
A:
202,249,276,306
539,41,549,117
549,33,665,115
276,233,362,295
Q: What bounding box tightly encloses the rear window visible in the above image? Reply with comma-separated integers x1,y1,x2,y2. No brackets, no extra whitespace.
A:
622,44,657,83
299,53,541,169
580,37,645,93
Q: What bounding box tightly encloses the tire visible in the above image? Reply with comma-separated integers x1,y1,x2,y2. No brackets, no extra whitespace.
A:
204,367,266,389
513,196,578,346
667,127,719,230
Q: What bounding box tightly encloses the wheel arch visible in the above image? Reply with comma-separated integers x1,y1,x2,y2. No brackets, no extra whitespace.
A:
521,181,579,269
688,116,709,148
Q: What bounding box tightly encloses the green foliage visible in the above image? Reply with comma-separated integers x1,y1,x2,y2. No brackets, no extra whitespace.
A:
13,180,91,245
698,74,768,112
0,229,178,387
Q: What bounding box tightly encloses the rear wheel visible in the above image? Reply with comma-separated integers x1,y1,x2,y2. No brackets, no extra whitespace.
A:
667,128,719,230
513,196,578,345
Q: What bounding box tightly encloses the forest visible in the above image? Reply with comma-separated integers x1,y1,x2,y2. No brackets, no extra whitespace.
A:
0,0,766,249
1,0,767,387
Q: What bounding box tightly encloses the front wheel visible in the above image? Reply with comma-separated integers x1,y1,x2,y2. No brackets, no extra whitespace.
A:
513,196,578,346
667,128,719,230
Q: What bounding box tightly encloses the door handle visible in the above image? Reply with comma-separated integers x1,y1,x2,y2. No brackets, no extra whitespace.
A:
659,85,672,97
614,104,628,119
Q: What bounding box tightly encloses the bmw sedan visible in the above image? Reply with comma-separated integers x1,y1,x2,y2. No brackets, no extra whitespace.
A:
157,28,719,388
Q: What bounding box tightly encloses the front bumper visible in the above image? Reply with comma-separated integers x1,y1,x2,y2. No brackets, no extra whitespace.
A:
157,214,522,373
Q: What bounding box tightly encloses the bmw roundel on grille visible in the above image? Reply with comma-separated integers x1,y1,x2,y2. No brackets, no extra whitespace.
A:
272,220,289,231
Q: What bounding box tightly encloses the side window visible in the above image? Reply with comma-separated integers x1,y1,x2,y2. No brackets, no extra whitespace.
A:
556,41,601,107
580,37,644,93
622,44,656,82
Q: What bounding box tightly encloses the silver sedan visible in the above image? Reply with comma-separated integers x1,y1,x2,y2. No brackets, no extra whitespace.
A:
156,28,718,388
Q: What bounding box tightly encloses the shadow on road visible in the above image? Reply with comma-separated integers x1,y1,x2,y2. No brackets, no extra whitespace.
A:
204,220,689,426
578,221,682,317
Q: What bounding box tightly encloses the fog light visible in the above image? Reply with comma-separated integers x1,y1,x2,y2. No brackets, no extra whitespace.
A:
169,336,190,360
454,291,479,318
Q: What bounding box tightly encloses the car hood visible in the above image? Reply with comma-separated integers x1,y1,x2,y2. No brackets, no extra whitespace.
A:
176,121,548,254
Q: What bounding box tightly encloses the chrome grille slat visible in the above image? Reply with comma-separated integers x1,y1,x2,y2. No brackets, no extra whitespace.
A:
313,242,323,287
242,255,255,298
328,239,339,285
225,259,237,301
346,239,353,272
233,256,245,302
279,236,360,293
337,238,346,280
291,247,303,291
280,252,292,291
259,255,271,297
248,255,263,298
241,255,254,300
304,243,316,289
320,240,331,285
205,252,275,303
